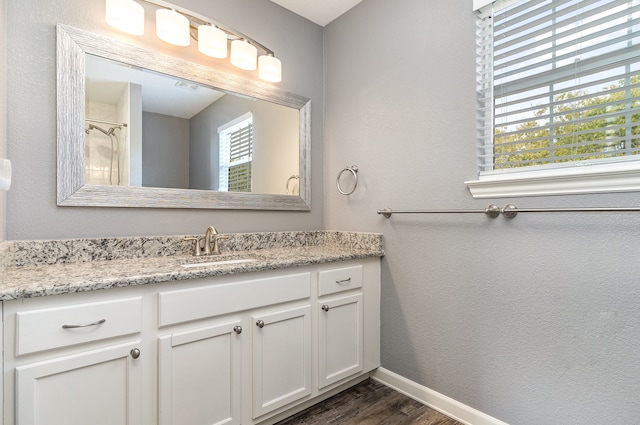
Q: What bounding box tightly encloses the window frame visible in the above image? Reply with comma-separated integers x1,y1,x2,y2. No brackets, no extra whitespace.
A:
466,0,640,198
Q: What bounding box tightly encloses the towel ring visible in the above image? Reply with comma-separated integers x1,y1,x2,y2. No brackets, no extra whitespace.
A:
286,175,299,195
336,165,358,195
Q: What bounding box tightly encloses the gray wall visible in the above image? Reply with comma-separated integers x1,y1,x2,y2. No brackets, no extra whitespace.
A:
5,0,324,240
0,0,6,242
189,104,218,191
142,112,189,189
323,0,640,424
189,94,299,194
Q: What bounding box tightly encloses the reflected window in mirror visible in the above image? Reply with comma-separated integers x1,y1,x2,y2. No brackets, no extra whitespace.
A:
219,113,253,193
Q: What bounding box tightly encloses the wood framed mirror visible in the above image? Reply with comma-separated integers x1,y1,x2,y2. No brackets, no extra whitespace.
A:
57,24,311,210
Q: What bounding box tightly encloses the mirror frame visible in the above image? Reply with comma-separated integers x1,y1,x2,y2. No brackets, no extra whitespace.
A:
57,24,311,210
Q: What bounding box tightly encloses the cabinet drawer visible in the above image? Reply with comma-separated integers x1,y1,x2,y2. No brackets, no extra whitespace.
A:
158,272,311,327
16,297,143,356
318,265,363,296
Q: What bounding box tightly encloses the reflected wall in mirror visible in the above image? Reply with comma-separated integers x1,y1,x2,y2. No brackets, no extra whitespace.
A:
85,54,300,195
58,24,311,210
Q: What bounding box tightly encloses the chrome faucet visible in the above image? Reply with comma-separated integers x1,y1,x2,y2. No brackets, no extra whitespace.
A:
203,226,228,255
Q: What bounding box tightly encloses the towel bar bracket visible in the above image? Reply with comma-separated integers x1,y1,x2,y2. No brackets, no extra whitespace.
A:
502,204,518,218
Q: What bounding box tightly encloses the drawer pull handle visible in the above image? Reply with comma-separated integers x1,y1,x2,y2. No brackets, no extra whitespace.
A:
256,320,265,328
130,348,141,359
321,305,330,312
62,318,106,329
336,278,352,285
234,325,243,334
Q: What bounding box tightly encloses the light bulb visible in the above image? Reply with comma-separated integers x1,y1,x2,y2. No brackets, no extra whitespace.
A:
156,9,190,46
198,25,228,58
230,39,257,71
105,0,144,35
258,55,282,82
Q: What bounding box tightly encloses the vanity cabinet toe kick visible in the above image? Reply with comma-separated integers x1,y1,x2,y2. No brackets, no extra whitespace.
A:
1,258,381,425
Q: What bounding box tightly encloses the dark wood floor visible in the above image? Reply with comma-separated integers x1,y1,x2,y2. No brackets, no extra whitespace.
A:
275,379,464,425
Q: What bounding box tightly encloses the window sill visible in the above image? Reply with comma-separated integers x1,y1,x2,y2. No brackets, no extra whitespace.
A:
465,164,640,198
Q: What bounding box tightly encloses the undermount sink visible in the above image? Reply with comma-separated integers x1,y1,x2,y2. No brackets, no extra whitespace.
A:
181,258,257,268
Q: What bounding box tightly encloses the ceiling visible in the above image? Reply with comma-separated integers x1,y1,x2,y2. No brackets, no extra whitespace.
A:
269,0,364,26
86,55,224,120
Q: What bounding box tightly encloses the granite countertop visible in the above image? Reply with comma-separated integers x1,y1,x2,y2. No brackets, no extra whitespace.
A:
0,231,384,301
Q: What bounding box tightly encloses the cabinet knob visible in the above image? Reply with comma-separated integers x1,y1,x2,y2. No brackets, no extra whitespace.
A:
234,325,243,334
256,320,265,328
321,304,330,312
130,348,141,359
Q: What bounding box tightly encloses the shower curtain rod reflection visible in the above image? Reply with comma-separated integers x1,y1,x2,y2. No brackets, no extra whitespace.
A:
377,205,640,219
85,117,128,127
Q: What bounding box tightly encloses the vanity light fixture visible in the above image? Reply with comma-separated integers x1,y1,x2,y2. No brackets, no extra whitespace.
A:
156,8,190,46
258,54,282,83
230,39,258,71
105,0,144,35
104,0,282,82
198,24,228,58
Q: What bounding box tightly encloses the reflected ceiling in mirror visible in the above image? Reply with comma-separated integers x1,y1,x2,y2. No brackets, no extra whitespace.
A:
57,24,311,210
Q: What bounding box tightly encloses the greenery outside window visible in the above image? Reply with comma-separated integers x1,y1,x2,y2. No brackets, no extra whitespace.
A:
218,112,253,192
467,0,640,198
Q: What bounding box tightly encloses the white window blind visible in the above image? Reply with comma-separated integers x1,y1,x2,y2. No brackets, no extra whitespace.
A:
476,0,640,177
218,113,253,192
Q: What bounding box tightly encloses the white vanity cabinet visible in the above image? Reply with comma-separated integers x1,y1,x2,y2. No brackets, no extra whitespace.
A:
158,319,243,425
156,271,313,424
15,340,142,425
2,258,381,425
317,265,365,389
251,304,312,418
2,296,144,425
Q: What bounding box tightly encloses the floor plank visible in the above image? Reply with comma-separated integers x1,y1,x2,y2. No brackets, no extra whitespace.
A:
275,379,464,425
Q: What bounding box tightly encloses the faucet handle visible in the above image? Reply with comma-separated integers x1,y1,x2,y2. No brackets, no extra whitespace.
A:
211,235,229,255
183,237,202,256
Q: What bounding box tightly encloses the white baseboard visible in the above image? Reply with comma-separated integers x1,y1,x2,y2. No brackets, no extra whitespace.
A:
371,368,509,425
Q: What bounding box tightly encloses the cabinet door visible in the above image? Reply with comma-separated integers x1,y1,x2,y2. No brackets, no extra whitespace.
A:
318,293,364,389
158,320,243,425
15,340,142,425
252,305,311,418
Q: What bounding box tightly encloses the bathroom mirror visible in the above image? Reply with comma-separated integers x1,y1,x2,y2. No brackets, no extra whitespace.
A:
57,24,311,210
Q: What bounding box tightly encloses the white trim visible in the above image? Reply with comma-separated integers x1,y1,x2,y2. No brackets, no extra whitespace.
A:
465,162,640,198
473,0,492,10
372,368,509,425
473,0,520,12
217,111,252,133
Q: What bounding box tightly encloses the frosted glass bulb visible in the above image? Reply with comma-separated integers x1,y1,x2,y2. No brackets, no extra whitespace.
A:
156,9,190,46
105,0,144,35
230,39,257,71
198,25,228,58
258,55,282,82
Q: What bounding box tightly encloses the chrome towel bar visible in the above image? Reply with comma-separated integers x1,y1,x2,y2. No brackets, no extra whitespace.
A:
378,204,640,219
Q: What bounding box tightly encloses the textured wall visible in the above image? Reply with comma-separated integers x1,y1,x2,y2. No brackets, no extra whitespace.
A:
5,0,323,240
0,0,6,241
323,0,640,423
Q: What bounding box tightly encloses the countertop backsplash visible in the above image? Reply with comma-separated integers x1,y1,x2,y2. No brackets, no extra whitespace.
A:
1,231,384,268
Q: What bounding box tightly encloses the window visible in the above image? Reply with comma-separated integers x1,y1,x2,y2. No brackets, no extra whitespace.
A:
467,0,640,198
218,113,253,192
